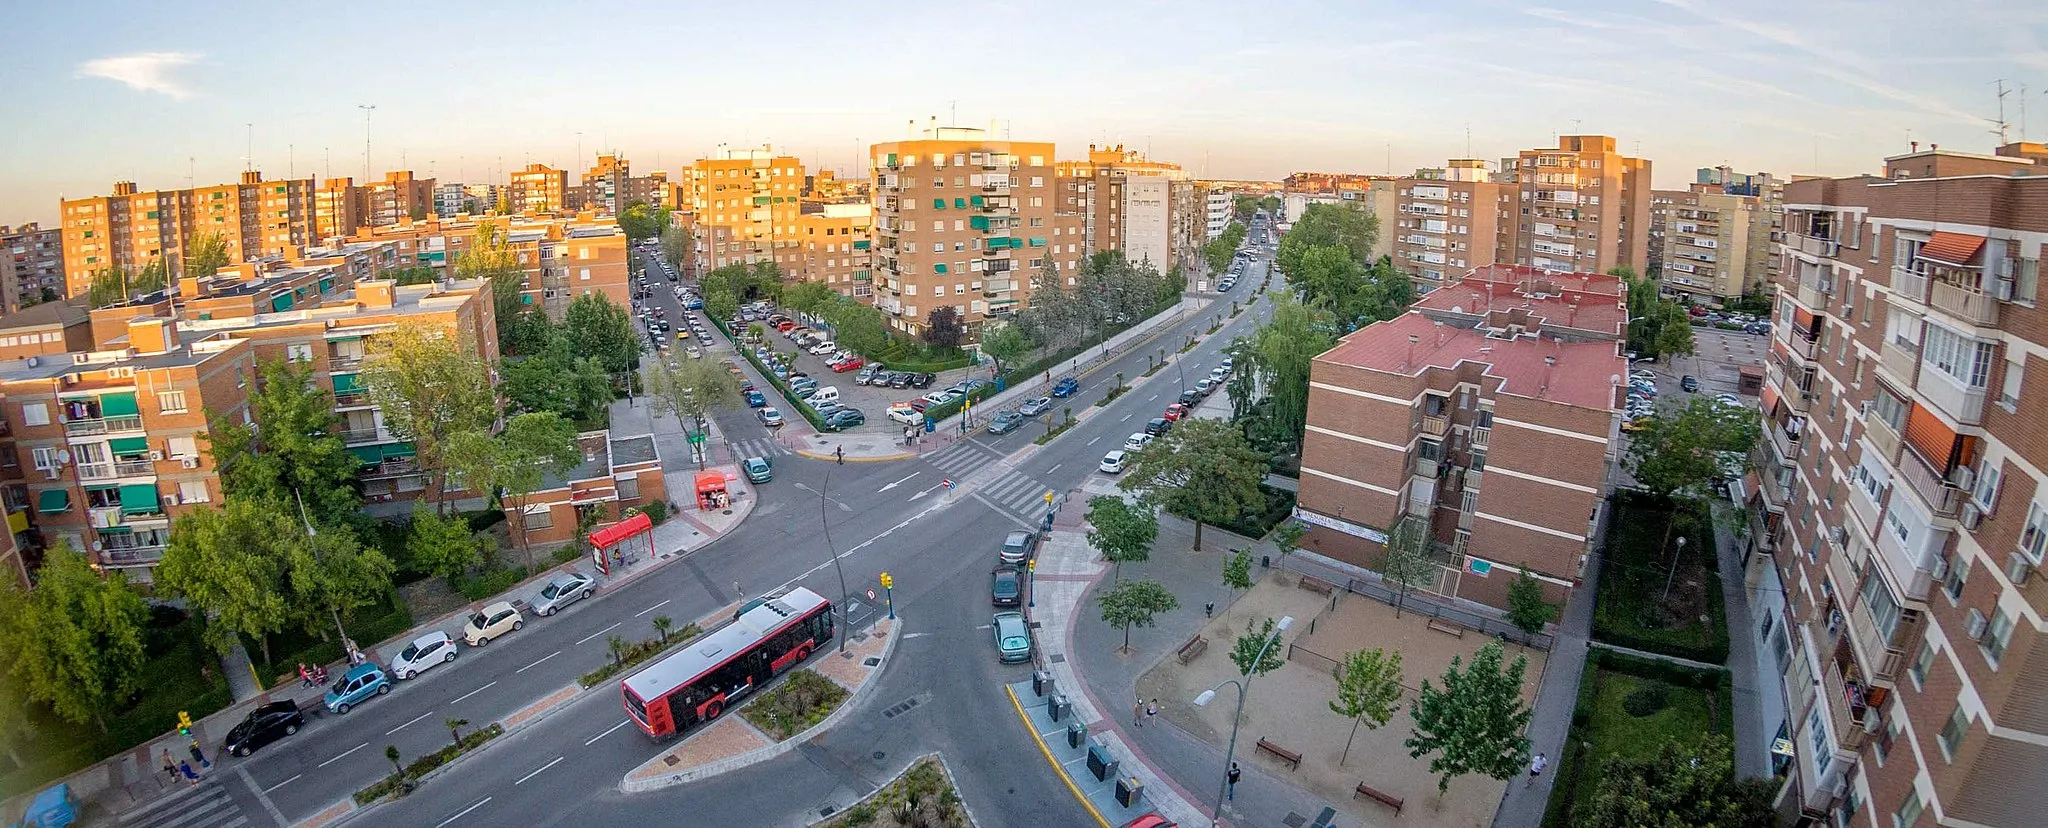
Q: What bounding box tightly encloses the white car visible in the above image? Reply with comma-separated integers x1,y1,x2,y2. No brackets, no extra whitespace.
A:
390,631,457,679
1123,432,1154,453
1099,450,1128,474
461,602,522,646
1715,393,1745,408
808,341,838,355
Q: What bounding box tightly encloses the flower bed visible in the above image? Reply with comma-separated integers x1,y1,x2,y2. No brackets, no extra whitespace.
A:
578,623,706,688
738,668,849,741
352,723,505,805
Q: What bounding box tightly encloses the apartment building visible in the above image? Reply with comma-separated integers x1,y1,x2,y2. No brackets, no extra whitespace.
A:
1392,161,1507,290
60,172,332,296
1293,265,1626,611
577,154,631,215
807,169,866,201
432,183,471,218
1750,142,2048,828
683,147,807,274
508,164,570,215
1647,188,1773,302
1496,135,1652,276
364,171,435,228
3,223,66,311
517,431,664,547
1205,187,1232,239
464,184,503,215
796,203,874,301
1054,145,1194,273
0,302,95,361
869,127,1057,336
346,215,629,320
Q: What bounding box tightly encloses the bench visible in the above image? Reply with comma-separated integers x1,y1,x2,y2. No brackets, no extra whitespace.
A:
1176,635,1208,665
1427,618,1466,638
1298,576,1335,596
1254,738,1302,771
1355,782,1405,815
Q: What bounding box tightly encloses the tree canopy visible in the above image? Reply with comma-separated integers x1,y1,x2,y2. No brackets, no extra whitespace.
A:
617,202,671,241
979,322,1034,376
922,305,965,348
1583,735,1776,828
359,324,498,508
1229,616,1287,677
1233,295,1335,455
1330,648,1405,766
1097,579,1179,653
1506,565,1557,642
1086,495,1158,581
184,231,231,281
1404,640,1533,794
1118,418,1269,551
454,221,528,352
1277,202,1380,274
0,544,149,732
1618,267,1697,360
207,358,362,526
563,292,641,376
1624,395,1762,499
658,224,694,272
443,412,581,564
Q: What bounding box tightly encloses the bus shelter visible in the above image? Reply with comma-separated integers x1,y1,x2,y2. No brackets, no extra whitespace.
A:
589,511,653,576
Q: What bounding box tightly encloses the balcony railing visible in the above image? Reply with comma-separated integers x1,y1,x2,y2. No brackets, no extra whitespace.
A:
1896,448,1964,519
1796,234,1840,258
1819,661,1872,752
1795,279,1834,312
1471,427,1491,448
1768,420,1804,463
1847,600,1909,683
63,415,144,436
340,427,392,446
1864,412,1902,465
1421,415,1448,436
1787,328,1820,361
1915,366,1987,426
1872,518,1937,600
328,354,365,372
99,544,168,568
1928,280,2000,327
76,459,156,481
1890,267,1929,303
333,390,372,408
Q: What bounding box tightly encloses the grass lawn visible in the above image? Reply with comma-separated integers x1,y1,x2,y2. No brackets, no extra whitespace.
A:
739,669,848,741
1545,657,1731,827
1592,493,1729,663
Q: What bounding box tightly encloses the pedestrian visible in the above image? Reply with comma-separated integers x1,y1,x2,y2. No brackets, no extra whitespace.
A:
189,738,209,769
1134,699,1145,728
1228,762,1242,800
1145,699,1159,726
1527,752,1547,787
160,749,177,784
177,760,199,786
835,446,844,465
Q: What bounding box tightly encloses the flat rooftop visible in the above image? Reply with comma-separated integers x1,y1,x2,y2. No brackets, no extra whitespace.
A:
1316,311,1623,411
1414,272,1628,337
610,435,658,466
0,339,234,383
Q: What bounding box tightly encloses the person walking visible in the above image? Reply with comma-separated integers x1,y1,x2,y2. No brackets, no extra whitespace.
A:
1526,752,1548,787
1133,699,1146,728
189,738,209,769
1145,699,1159,727
177,760,200,786
160,749,177,784
1227,762,1242,801
835,446,844,465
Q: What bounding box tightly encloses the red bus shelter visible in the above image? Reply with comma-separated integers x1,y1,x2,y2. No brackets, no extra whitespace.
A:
589,511,653,576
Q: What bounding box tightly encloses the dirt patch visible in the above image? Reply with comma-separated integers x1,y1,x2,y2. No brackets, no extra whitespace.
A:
396,577,471,625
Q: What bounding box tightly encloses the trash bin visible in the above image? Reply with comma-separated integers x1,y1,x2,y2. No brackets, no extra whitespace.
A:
1114,776,1144,808
1032,670,1054,697
1086,743,1118,782
1048,693,1070,722
1066,721,1087,749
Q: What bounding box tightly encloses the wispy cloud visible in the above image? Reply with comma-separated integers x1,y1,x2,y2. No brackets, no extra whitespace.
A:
76,52,202,100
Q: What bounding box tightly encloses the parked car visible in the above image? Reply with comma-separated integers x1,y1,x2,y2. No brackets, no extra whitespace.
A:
1194,378,1218,395
1124,432,1155,452
1715,393,1744,408
1162,403,1190,422
830,356,866,372
823,409,866,430
744,457,773,483
855,365,882,385
462,602,522,646
224,700,306,757
1145,417,1172,436
887,371,913,389
390,631,458,680
812,400,843,417
998,530,1039,566
1680,375,1699,392
992,611,1034,663
757,407,785,428
1099,450,1128,474
529,570,596,617
808,341,839,355
991,566,1023,607
986,410,1026,435
323,663,392,714
1178,389,1200,406
909,372,937,389
1051,376,1080,397
1019,396,1054,417
744,390,767,407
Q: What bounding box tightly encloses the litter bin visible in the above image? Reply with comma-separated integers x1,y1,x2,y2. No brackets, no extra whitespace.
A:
1066,721,1087,749
1086,743,1118,782
1114,776,1144,808
1048,693,1070,722
1032,670,1054,697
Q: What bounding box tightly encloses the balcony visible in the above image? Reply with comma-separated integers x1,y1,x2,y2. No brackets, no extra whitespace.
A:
1795,234,1840,258
1896,447,1964,519
1872,519,1937,600
99,544,168,568
333,390,373,408
1928,280,2000,328
1471,426,1491,449
1412,455,1443,478
63,415,144,437
1768,419,1805,463
1890,267,1929,303
1819,660,1872,752
1421,415,1448,436
1787,327,1820,361
1795,278,1834,312
76,459,156,481
1914,366,1987,426
1847,600,1910,683
1864,414,1902,467
1878,340,1919,386
328,353,365,372
340,427,393,446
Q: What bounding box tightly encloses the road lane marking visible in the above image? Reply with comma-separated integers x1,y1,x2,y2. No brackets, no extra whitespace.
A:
575,622,622,645
1086,437,1100,446
634,599,672,618
516,651,561,673
385,712,433,735
774,501,944,593
1048,464,1062,473
878,472,920,492
515,757,564,785
317,742,369,768
261,772,299,794
450,681,496,705
586,718,634,745
436,797,492,828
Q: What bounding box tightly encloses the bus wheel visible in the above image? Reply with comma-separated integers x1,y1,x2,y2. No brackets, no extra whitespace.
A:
796,644,814,661
705,702,724,721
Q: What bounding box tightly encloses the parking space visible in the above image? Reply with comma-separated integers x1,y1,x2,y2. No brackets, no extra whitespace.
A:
736,308,989,436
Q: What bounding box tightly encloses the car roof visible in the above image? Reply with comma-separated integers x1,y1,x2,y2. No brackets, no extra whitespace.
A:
1005,530,1031,543
255,700,298,715
746,457,769,467
1104,449,1125,459
343,663,381,680
411,631,450,647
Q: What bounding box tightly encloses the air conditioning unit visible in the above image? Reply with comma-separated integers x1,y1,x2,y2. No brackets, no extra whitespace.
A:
1962,504,1984,530
147,451,164,462
1951,466,1976,491
1828,526,1847,546
2007,553,2034,585
179,457,199,469
1996,278,2017,301
1965,608,1988,640
1931,556,1950,581
162,494,180,507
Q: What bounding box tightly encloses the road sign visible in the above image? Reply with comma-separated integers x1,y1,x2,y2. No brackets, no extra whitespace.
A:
866,588,877,601
687,433,707,445
942,478,954,489
1044,492,1055,503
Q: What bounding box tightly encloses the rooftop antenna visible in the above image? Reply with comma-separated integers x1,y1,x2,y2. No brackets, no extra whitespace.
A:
288,144,294,178
244,123,254,172
1465,122,1472,158
1992,79,2011,144
948,100,957,127
186,156,195,189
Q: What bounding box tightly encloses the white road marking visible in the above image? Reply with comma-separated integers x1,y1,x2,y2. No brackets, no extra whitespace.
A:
317,742,369,768
586,718,634,745
877,472,920,493
515,757,564,785
1122,414,1133,422
516,651,561,673
385,712,433,735
262,773,300,794
774,502,945,593
1086,437,1100,446
450,681,495,705
634,599,671,618
575,622,622,645
436,797,492,828
1048,464,1061,473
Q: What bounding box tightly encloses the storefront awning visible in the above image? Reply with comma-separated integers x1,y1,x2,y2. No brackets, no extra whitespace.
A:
107,437,149,455
1919,232,1985,267
36,489,69,514
117,484,161,515
695,471,727,494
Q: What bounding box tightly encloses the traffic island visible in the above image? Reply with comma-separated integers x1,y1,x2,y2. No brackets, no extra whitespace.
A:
621,619,896,792
814,754,973,828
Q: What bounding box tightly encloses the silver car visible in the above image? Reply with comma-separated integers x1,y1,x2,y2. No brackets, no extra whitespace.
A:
1019,396,1055,417
529,570,595,617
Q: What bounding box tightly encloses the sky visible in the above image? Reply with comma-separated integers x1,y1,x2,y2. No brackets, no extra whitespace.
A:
4,0,2045,224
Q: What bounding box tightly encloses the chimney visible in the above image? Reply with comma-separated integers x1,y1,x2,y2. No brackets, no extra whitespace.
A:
114,181,138,196
357,279,397,309
1406,334,1420,370
240,170,263,185
1540,355,1558,397
127,317,180,355
1911,141,1920,153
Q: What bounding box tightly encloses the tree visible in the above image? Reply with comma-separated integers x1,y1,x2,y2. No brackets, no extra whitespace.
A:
1118,418,1269,551
824,300,890,355
1380,516,1438,619
385,745,403,777
1222,548,1254,597
1505,565,1557,644
651,615,674,643
184,231,232,280
453,221,527,352
645,359,740,468
1625,396,1763,500
128,258,169,296
359,324,498,511
0,544,149,732
659,224,695,272
155,501,293,660
445,717,470,746
1086,496,1157,581
1269,521,1307,574
1277,202,1379,273
703,284,739,328
922,305,965,348
781,282,838,316
281,527,396,643
1617,267,1698,361
562,291,641,376
617,202,670,241
86,265,131,308
407,502,484,582
1097,579,1180,653
1235,295,1335,454
501,344,610,422
444,413,581,566
979,323,1033,377
387,266,437,286
1404,640,1533,795
1330,648,1405,766
1583,736,1776,828
206,358,362,527
1229,616,1286,677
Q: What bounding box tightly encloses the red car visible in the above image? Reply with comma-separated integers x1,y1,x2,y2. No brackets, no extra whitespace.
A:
908,399,932,413
831,356,866,373
1162,403,1189,422
775,320,798,332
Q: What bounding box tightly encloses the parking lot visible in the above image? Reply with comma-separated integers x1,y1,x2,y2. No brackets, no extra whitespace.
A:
737,309,992,438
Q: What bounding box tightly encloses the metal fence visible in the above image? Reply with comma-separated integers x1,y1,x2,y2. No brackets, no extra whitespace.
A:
1281,556,1557,652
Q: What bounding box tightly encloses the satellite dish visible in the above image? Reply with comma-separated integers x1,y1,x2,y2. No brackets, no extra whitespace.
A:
55,449,71,465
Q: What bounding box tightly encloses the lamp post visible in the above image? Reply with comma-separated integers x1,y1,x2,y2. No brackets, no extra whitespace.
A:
820,465,853,651
1192,615,1293,822
1661,535,1688,602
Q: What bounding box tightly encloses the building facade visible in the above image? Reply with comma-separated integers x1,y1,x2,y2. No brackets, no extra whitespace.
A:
796,203,874,301
60,172,330,296
509,164,570,215
1497,135,1652,276
1054,145,1193,273
1391,161,1507,290
364,171,435,228
683,147,806,274
3,223,65,312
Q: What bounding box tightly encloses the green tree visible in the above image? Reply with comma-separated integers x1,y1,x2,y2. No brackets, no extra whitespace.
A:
1235,295,1335,454
780,282,838,316
1505,565,1557,644
206,358,362,527
1097,579,1180,653
0,669,36,767
921,305,965,348
645,358,740,468
979,322,1033,377
407,501,484,582
823,300,889,355
1404,640,1533,795
86,265,132,308
651,615,674,643
454,221,528,352
281,528,396,643
617,202,670,241
562,291,641,376
704,284,739,328
1258,195,1280,214
659,224,694,272
1222,547,1254,597
0,543,149,732
184,231,232,280
444,412,581,566
1330,648,1405,766
1380,516,1438,619
445,717,470,746
1625,396,1763,499
1229,616,1287,677
1277,202,1379,273
128,258,169,296
1086,496,1158,581
359,324,499,511
1583,736,1776,828
501,344,611,422
1269,521,1307,573
385,745,403,777
1118,418,1269,551
155,500,293,660
387,266,437,286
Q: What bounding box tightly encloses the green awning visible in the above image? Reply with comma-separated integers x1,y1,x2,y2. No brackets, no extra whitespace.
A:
970,216,990,231
347,445,384,464
36,489,69,514
319,277,335,292
333,373,362,394
385,442,417,458
932,198,947,210
934,264,948,274
753,196,771,206
107,437,149,455
99,392,139,417
971,196,985,207
954,198,967,209
886,153,898,165
1029,237,1047,247
852,240,871,250
271,293,294,313
96,526,132,535
118,484,161,514
328,335,362,343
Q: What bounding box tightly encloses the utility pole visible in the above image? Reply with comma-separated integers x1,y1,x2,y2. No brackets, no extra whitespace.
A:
358,104,376,184
244,123,254,172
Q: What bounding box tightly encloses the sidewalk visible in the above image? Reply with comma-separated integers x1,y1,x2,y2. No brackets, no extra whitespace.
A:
1489,545,1599,828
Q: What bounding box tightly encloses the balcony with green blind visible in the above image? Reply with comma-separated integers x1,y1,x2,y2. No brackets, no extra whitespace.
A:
62,392,144,436
333,373,371,407
932,198,948,210
118,483,163,516
984,237,1022,251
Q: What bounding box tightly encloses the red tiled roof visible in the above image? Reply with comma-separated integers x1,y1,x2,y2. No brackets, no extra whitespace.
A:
1462,264,1626,297
1315,312,1624,410
1919,231,1985,266
1412,275,1628,336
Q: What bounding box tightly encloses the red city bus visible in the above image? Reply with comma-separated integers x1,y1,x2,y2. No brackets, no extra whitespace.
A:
622,587,834,738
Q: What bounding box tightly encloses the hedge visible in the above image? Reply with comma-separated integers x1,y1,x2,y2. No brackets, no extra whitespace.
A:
578,623,706,688
924,297,1182,423
1172,484,1296,540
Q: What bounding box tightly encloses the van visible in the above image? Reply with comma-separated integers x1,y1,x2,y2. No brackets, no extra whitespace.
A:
811,386,840,405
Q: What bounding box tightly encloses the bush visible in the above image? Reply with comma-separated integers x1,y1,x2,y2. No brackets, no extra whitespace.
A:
550,544,581,565
640,500,669,526
577,623,705,687
1173,484,1295,540
253,590,414,687
739,669,849,741
353,723,505,804
1622,680,1672,717
455,564,531,602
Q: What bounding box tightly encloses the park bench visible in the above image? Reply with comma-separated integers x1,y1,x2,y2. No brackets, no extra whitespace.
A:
1355,782,1405,815
1297,576,1335,596
1254,738,1302,771
1427,618,1466,638
1176,634,1207,665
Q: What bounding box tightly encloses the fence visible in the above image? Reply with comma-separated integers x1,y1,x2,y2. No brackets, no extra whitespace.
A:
1281,554,1556,651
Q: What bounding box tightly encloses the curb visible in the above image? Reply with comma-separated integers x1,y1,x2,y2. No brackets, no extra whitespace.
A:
803,751,986,828
1004,685,1113,828
793,449,918,464
618,619,900,793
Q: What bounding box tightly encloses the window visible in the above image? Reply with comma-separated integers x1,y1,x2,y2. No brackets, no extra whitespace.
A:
616,476,640,501
2020,502,2048,565
31,447,61,471
20,403,48,427
1908,640,1935,688
1417,439,1443,462
1982,606,2014,666
179,481,211,503
1937,704,1970,761
1859,570,1903,638
521,504,554,529
2000,357,2023,411
1942,552,1968,603
157,390,188,413
1921,323,1993,388
286,343,313,363
1972,458,2001,511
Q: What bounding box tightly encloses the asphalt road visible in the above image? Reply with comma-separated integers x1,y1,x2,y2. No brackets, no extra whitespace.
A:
140,238,1279,828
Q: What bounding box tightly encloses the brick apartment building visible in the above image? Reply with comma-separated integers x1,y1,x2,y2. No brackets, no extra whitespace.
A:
869,127,1057,336
344,215,630,320
1391,161,1508,290
1648,169,1783,303
1054,145,1199,275
796,202,875,301
60,172,333,295
3,223,66,312
1293,265,1628,611
508,164,571,215
1750,141,2048,828
1496,135,1652,276
683,147,806,274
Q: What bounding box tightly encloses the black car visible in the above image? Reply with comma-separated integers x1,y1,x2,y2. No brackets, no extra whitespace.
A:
887,371,913,388
224,700,304,757
823,409,866,431
1145,417,1172,436
1178,389,1200,406
991,566,1023,607
909,372,937,389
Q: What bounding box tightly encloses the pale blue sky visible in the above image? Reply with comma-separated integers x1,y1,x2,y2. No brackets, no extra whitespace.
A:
4,0,2044,223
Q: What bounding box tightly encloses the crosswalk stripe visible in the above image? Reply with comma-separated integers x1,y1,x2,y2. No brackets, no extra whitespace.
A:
120,783,228,824
1004,488,1052,512
984,475,1033,501
141,790,234,828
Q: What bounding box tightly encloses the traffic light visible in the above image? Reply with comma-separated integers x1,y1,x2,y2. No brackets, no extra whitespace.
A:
177,710,192,736
879,572,893,589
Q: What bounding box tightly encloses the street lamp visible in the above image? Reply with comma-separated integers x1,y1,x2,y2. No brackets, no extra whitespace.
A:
1192,615,1293,822
819,464,854,651
1661,535,1688,602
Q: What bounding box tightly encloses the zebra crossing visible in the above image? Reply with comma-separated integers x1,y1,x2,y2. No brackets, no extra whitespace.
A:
120,776,253,828
922,440,1056,522
726,437,793,460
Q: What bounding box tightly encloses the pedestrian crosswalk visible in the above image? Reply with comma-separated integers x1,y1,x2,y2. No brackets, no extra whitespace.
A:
922,440,1056,522
726,437,793,460
121,777,250,828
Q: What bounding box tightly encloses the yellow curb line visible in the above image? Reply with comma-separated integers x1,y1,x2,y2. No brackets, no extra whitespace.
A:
793,449,917,463
1004,685,1112,828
